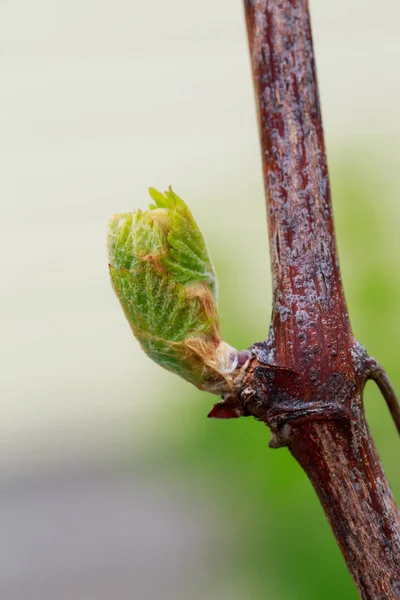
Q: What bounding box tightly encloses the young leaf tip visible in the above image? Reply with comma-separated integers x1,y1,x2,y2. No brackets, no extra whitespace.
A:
108,187,243,396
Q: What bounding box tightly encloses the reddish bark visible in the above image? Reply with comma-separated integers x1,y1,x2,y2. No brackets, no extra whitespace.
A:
234,1,400,597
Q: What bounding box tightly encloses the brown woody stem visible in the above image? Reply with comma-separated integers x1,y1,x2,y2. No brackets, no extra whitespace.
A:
242,1,400,598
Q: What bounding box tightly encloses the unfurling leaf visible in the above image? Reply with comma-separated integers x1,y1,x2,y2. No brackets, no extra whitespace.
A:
108,187,241,394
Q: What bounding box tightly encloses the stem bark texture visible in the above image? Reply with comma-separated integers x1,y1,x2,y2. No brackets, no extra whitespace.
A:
241,1,400,597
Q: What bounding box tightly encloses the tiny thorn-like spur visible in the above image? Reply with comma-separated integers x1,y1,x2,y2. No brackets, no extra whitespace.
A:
208,398,243,419
366,359,400,436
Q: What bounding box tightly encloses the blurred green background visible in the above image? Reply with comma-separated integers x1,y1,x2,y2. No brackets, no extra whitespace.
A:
1,0,399,598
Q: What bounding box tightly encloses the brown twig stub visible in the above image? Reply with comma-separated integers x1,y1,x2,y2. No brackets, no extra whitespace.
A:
241,1,400,598
366,358,400,436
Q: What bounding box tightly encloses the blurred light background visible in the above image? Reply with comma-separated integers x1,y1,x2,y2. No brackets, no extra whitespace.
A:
1,0,399,598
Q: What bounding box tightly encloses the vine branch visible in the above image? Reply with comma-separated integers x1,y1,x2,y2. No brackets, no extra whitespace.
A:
240,1,400,598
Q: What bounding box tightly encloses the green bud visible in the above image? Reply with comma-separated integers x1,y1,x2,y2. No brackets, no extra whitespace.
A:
108,188,238,394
